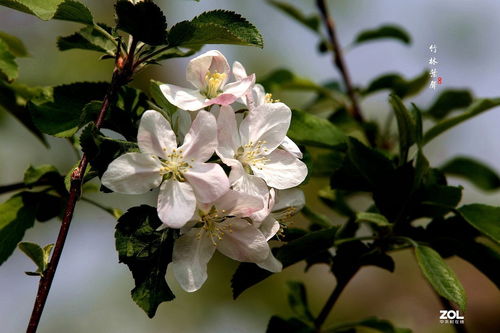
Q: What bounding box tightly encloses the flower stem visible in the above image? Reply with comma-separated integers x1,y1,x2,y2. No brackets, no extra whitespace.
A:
26,38,136,333
314,274,354,332
316,0,364,123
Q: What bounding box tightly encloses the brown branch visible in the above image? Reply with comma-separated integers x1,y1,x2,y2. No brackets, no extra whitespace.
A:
26,39,136,333
316,0,364,123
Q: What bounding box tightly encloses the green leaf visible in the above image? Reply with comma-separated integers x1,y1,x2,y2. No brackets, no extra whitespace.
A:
415,245,466,311
18,241,46,275
0,38,18,82
328,316,412,333
440,156,500,191
389,94,416,164
29,82,109,137
356,212,391,227
414,185,462,218
458,204,500,244
149,80,177,118
0,194,36,265
232,227,338,298
57,24,115,54
310,151,344,177
267,316,314,333
0,0,93,23
115,0,167,45
80,123,139,181
267,0,320,32
363,70,429,99
288,110,346,148
426,89,474,120
115,205,175,317
23,164,61,187
423,98,500,145
0,81,49,145
169,10,263,48
353,25,411,46
286,281,314,323
0,31,28,57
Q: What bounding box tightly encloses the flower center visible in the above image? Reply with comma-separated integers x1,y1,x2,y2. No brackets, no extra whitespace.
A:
196,207,232,246
204,71,226,99
235,140,269,173
264,93,280,104
160,148,192,182
274,206,296,238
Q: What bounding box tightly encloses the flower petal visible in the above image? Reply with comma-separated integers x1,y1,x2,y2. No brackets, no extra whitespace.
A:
101,152,162,194
273,188,306,212
257,252,283,273
229,162,271,223
239,102,291,153
184,163,229,203
187,50,230,89
222,74,255,99
180,110,217,162
215,189,263,217
137,110,177,158
216,105,240,160
259,215,280,241
157,180,196,228
252,84,266,107
232,61,248,81
280,136,303,159
160,83,208,111
253,149,308,189
217,218,269,262
172,227,216,292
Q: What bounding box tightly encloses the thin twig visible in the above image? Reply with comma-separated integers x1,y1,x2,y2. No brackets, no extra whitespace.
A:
26,38,136,333
316,0,364,123
0,179,56,196
314,277,352,332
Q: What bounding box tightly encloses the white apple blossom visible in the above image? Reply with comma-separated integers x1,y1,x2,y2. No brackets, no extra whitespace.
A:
232,61,303,159
101,110,229,228
160,50,255,111
172,190,272,292
216,104,307,199
257,188,305,272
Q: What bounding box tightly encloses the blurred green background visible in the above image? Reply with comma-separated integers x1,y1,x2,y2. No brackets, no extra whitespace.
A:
1,1,499,332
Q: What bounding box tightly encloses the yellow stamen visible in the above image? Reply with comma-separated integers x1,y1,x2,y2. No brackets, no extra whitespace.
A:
204,71,226,98
265,93,280,104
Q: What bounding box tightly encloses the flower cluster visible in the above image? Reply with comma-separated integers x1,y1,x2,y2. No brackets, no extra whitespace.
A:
102,50,307,292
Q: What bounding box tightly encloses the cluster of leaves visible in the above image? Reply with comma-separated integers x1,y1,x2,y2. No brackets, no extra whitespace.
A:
228,2,500,332
0,0,266,319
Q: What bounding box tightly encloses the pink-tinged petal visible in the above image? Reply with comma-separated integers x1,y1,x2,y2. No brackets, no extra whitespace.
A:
259,215,280,241
222,75,255,99
274,188,305,212
252,84,266,107
217,218,269,262
216,105,240,160
184,163,229,203
280,136,303,159
187,50,230,89
229,162,271,224
157,180,196,228
137,110,177,158
160,83,208,111
172,228,216,292
179,111,217,162
232,61,248,81
214,190,263,217
253,149,308,189
101,152,162,194
208,93,239,106
239,102,291,153
257,252,283,273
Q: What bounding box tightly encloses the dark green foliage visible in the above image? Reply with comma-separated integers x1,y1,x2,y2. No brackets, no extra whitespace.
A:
115,205,176,317
329,316,412,333
57,24,115,54
286,281,314,323
426,89,473,120
267,316,314,333
169,10,263,48
0,0,93,22
115,0,167,45
440,156,500,191
363,70,429,99
288,110,346,149
267,0,320,33
353,25,411,46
